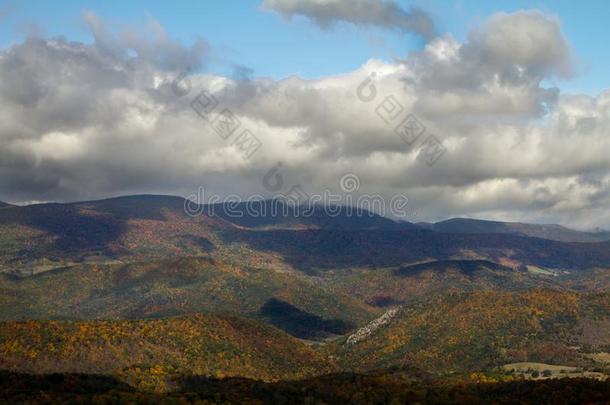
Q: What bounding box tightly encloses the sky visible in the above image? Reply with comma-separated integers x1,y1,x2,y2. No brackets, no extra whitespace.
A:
1,0,609,93
0,0,609,230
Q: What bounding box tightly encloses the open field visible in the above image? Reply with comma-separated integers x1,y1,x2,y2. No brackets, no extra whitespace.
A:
502,362,608,381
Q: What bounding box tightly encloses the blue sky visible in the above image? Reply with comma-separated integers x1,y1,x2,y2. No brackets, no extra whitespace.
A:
0,0,608,94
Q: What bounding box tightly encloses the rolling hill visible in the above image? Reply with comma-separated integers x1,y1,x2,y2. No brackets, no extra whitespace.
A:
0,313,337,391
324,260,563,308
2,255,608,339
332,290,610,374
226,227,610,272
0,257,373,338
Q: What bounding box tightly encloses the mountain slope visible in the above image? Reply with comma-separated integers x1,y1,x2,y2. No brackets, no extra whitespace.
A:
226,227,610,272
0,257,373,338
208,199,413,231
332,290,610,374
325,260,564,308
0,313,337,390
0,195,411,275
0,195,231,274
421,218,610,243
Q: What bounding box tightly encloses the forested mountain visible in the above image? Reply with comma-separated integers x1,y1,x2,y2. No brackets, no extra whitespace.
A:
2,195,609,277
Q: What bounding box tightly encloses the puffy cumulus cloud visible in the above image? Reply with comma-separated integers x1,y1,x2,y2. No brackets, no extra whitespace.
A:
262,0,435,39
408,11,573,120
470,11,573,78
0,10,609,230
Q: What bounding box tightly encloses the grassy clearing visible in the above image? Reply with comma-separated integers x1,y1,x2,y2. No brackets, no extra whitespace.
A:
526,265,557,276
503,362,607,380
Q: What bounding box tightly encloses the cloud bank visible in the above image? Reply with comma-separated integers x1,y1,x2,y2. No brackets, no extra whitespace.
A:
0,10,608,230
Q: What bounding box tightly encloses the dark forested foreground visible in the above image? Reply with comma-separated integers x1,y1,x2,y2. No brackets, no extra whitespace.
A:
1,371,609,404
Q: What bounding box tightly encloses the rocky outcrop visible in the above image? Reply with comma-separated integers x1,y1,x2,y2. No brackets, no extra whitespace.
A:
345,307,400,346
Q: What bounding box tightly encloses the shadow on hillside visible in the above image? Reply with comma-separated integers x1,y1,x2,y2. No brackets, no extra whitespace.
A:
259,298,355,340
0,370,135,397
393,260,512,278
0,196,195,259
221,228,610,273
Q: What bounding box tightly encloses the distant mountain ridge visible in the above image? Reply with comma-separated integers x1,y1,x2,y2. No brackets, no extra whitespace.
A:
6,194,609,238
207,199,414,231
1,195,610,277
418,217,610,243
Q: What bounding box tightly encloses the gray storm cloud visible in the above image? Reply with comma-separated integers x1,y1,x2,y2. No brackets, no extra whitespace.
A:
0,11,608,230
262,0,436,40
